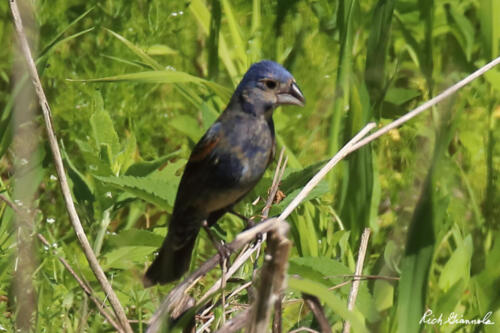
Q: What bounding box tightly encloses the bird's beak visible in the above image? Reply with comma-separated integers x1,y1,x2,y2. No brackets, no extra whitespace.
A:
277,81,305,107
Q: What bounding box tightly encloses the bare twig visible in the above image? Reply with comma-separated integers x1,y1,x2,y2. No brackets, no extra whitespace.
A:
221,257,227,325
36,234,123,332
279,123,376,220
248,223,291,333
262,148,287,218
303,294,331,333
0,195,123,332
9,2,132,332
215,308,251,333
350,56,500,151
0,194,22,215
288,327,320,333
327,274,399,281
272,294,283,333
343,228,371,333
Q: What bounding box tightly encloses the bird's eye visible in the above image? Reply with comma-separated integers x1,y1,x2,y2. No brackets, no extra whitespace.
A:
264,80,277,90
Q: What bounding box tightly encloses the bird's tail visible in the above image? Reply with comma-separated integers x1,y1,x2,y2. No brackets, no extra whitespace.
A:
143,225,199,287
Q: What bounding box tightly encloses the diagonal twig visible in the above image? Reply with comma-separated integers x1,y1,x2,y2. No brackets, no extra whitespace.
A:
36,234,124,332
247,223,291,333
349,56,500,152
0,195,122,332
8,2,132,332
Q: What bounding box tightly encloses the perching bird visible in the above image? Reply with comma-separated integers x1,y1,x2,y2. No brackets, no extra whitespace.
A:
143,60,305,286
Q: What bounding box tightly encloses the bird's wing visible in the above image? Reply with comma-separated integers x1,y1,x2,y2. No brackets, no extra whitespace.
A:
188,122,223,163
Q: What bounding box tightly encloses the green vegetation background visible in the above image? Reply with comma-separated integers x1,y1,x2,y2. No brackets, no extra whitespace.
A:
0,0,499,332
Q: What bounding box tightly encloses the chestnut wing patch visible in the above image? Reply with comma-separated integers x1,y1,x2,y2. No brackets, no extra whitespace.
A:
189,122,222,163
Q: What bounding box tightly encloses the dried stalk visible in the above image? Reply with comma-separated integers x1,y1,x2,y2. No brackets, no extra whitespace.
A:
9,2,132,332
0,195,123,331
342,228,371,333
248,223,291,333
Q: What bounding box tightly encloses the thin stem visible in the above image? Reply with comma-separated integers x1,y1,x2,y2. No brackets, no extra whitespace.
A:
9,2,132,332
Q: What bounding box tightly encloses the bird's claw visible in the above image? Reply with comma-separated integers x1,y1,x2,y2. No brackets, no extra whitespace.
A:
215,241,232,268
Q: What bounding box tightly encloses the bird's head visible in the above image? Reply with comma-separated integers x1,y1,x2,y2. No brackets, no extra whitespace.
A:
233,60,305,117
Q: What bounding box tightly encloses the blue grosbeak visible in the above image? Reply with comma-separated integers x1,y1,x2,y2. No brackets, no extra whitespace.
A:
143,60,305,286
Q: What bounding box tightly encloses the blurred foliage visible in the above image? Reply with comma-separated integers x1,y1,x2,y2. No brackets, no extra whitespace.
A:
1,0,500,332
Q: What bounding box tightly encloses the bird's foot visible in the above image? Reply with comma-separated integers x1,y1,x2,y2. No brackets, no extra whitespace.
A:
202,222,232,267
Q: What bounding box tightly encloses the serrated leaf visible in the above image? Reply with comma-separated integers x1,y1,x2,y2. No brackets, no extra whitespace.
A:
289,256,351,281
95,175,175,210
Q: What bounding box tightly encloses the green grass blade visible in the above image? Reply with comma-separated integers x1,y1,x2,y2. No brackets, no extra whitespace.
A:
71,70,204,84
40,6,95,56
190,0,238,82
105,28,163,70
364,0,395,115
221,0,247,70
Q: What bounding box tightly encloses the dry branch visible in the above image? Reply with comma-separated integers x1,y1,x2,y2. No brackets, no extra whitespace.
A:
342,228,371,333
36,234,124,332
8,2,132,332
248,223,291,333
0,195,123,331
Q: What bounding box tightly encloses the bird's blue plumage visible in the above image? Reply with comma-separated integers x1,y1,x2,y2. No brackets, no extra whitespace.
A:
144,60,305,286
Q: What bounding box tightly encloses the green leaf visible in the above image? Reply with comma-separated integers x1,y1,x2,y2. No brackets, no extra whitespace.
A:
95,175,176,210
384,87,421,106
114,133,137,176
102,246,156,270
169,115,204,142
61,141,95,214
438,234,473,291
107,229,164,248
125,150,181,177
289,256,379,323
90,109,120,160
289,256,351,281
280,160,327,193
145,44,178,56
40,7,95,56
75,70,204,84
105,28,163,70
288,277,368,333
